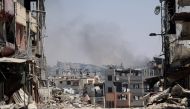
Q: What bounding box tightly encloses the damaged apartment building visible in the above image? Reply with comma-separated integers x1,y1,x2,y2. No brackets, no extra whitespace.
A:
143,0,190,108
143,57,163,93
105,67,144,108
0,0,46,108
54,74,101,94
157,0,190,89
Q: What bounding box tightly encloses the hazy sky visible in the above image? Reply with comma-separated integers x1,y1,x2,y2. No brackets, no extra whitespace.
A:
44,0,162,67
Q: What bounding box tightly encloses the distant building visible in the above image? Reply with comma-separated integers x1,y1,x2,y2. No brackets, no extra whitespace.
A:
54,76,80,94
143,57,163,93
104,68,144,108
54,75,101,94
84,83,105,107
38,80,53,103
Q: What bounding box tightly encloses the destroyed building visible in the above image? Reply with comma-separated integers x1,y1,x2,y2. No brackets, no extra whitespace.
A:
54,76,80,94
144,0,190,108
83,82,105,107
143,57,163,93
54,74,101,94
104,68,144,108
157,0,190,90
0,0,46,108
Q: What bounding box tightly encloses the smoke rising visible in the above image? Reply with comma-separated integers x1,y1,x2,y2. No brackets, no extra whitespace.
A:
46,18,149,67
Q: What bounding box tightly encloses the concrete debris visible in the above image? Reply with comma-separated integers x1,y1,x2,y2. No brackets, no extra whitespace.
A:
0,101,6,105
0,103,14,109
0,102,37,109
12,89,29,104
0,88,38,109
147,103,186,109
28,101,38,109
39,89,102,109
72,103,82,108
146,84,190,109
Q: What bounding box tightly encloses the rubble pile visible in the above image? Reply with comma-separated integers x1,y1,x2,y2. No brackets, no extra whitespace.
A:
146,84,190,109
46,90,101,109
53,92,74,108
0,89,37,109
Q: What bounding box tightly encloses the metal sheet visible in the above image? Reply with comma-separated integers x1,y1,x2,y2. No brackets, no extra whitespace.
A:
0,57,26,63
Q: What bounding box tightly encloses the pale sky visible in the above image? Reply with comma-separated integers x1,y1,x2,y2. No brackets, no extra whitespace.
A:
44,0,162,67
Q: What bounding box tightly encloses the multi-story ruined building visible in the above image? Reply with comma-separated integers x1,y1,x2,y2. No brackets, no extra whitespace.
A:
104,68,144,108
54,74,100,94
0,0,46,107
158,0,190,89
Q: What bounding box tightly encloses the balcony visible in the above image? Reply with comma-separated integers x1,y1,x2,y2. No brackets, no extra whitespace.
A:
178,0,190,6
173,2,190,40
170,42,190,65
26,10,37,33
16,2,26,26
130,75,142,81
30,16,37,33
173,12,190,22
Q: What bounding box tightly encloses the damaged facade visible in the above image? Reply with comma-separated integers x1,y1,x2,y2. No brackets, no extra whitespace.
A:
144,0,190,108
54,74,101,94
0,0,46,108
143,57,164,93
104,67,144,108
157,0,190,90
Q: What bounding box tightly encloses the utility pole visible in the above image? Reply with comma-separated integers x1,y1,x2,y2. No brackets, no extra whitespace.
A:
103,83,105,108
151,0,175,89
128,68,131,108
163,0,176,88
142,68,144,107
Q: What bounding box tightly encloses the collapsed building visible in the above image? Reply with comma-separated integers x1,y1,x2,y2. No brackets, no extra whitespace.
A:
0,0,46,108
54,74,101,94
145,0,190,108
156,0,190,92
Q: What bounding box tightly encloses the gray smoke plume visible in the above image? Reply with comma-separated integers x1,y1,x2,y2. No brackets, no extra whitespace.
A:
46,18,149,67
79,22,135,66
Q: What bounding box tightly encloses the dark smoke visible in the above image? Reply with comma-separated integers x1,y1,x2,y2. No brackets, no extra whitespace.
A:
51,19,149,67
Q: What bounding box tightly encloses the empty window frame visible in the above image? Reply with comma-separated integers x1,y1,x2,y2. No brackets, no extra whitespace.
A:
67,81,71,85
108,87,112,93
133,84,140,89
108,75,112,81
